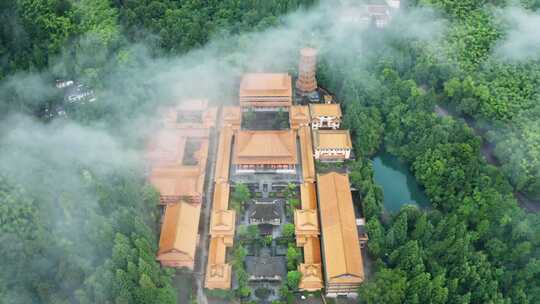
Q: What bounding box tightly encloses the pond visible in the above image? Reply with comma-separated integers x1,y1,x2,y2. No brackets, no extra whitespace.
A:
372,152,430,212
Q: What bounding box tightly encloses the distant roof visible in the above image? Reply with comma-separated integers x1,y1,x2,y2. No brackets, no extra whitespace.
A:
309,103,342,118
233,130,298,165
317,172,364,283
248,202,281,221
313,130,352,149
300,47,317,57
240,73,292,98
158,202,201,258
149,167,204,198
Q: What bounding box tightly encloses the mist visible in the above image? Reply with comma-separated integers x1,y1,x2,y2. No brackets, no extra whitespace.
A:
494,6,540,61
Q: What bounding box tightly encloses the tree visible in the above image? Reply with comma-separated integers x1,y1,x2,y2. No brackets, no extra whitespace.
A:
231,183,250,214
358,268,407,304
286,271,301,290
286,245,301,270
282,223,296,240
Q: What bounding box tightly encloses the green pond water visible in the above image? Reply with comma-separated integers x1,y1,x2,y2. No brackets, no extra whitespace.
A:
372,152,430,212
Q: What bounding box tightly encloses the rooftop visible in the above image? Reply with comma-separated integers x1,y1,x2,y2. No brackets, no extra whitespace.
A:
239,73,292,97
233,130,298,165
248,201,282,222
317,172,364,284
158,202,201,258
313,129,352,149
309,103,342,118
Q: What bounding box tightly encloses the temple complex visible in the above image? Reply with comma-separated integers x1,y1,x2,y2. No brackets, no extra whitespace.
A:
148,99,216,268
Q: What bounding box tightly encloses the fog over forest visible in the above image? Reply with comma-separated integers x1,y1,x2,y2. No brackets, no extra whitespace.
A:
1,0,539,303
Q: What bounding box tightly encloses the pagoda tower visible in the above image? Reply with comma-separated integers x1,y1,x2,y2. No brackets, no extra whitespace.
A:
296,48,318,95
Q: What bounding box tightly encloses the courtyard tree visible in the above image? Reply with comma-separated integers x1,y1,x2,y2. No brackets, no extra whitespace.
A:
286,271,302,290
286,245,301,270
282,223,296,240
247,224,260,240
231,183,250,214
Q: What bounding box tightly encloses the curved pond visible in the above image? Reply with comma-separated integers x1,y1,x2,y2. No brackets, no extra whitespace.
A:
372,152,430,212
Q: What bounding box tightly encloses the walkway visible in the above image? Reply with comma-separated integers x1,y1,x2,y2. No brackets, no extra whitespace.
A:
195,107,222,304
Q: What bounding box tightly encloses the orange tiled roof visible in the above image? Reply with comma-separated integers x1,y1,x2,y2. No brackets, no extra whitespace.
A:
300,183,318,209
205,237,232,289
149,167,204,199
295,209,320,239
298,237,323,290
215,127,233,182
290,106,310,129
239,73,292,98
309,103,342,118
146,130,187,167
210,210,236,240
233,130,297,165
157,202,201,269
313,129,352,149
299,126,316,182
317,172,364,284
221,106,242,129
212,182,230,211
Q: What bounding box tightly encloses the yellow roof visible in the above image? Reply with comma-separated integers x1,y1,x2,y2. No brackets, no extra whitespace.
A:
210,210,236,237
149,167,204,197
212,182,230,211
299,126,316,182
221,106,241,129
298,237,324,291
313,130,352,149
317,172,364,283
205,237,232,289
290,106,310,128
233,130,298,165
294,209,320,236
309,103,342,118
214,127,233,182
239,73,292,98
300,183,318,209
158,202,201,258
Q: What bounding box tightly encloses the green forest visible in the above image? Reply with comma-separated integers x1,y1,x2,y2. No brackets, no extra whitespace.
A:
1,0,539,303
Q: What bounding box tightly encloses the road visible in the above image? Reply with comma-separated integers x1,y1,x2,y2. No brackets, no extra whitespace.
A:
195,106,222,304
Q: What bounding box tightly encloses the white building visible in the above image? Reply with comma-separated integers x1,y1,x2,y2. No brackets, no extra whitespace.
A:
313,130,353,162
309,103,342,130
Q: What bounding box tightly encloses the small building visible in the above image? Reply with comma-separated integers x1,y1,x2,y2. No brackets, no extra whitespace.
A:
289,105,310,130
205,237,232,290
157,202,201,270
309,103,342,129
248,200,282,226
317,172,364,297
313,130,353,162
239,73,292,110
294,209,320,242
233,130,298,173
356,218,369,248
